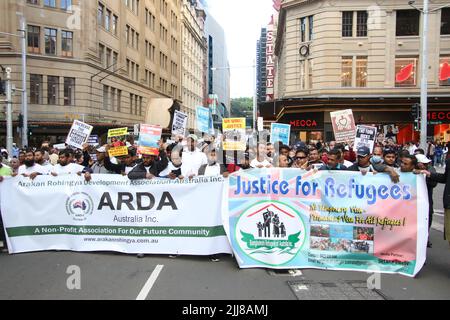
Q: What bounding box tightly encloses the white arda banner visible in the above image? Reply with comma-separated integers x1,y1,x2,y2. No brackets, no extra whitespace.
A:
0,175,231,255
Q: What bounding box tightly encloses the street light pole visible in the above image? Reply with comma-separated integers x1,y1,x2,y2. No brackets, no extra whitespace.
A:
409,0,450,150
252,61,257,131
5,68,13,157
419,0,429,151
20,17,28,148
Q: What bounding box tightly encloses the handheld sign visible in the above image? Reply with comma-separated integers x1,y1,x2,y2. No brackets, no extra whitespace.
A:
65,120,93,149
108,127,128,138
196,106,210,133
330,109,356,144
138,124,162,156
354,125,378,152
108,146,129,158
223,118,247,151
270,123,291,146
172,110,188,136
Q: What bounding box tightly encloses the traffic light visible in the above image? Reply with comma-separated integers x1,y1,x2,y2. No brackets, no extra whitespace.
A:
18,113,23,128
411,103,420,119
414,119,419,131
0,77,5,95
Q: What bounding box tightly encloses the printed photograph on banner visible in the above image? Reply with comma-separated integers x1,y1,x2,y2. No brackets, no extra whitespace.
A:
330,109,356,144
65,120,93,149
224,169,427,276
223,118,247,151
138,124,162,156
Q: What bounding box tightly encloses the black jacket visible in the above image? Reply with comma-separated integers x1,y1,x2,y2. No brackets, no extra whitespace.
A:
429,159,450,209
127,152,168,180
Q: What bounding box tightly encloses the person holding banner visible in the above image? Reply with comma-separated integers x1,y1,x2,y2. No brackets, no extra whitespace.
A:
318,149,347,171
50,149,92,181
291,149,310,170
15,149,50,179
181,134,207,178
128,144,168,180
424,158,450,246
250,143,273,169
0,157,13,253
198,149,229,177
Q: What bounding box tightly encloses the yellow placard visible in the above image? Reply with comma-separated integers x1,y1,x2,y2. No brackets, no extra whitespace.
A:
108,146,129,158
108,127,129,138
223,141,247,151
222,118,246,130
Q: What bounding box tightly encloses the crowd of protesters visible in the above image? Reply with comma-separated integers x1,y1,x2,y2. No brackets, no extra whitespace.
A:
0,134,449,255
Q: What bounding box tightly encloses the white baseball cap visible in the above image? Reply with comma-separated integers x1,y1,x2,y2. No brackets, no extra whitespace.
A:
415,154,431,164
96,146,106,153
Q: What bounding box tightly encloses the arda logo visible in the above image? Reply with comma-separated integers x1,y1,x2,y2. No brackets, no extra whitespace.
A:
66,192,94,221
235,201,306,266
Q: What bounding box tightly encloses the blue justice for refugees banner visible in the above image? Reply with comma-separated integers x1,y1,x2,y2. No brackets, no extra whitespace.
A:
222,169,428,277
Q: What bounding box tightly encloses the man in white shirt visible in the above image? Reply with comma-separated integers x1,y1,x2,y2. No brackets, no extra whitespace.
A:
51,149,88,177
198,149,229,177
250,143,273,168
181,134,207,178
35,149,53,173
17,149,49,179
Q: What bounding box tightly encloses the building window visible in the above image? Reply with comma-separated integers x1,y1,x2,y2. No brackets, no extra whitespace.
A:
356,56,367,87
103,85,109,110
45,28,57,55
112,15,118,35
98,3,104,27
395,57,418,87
117,90,121,112
99,43,105,66
64,77,75,106
113,51,118,67
341,56,353,87
139,96,143,116
442,8,450,35
44,0,56,7
62,31,73,57
27,0,39,5
30,74,43,104
110,88,116,111
396,10,420,36
135,95,139,115
130,94,134,114
342,12,353,37
105,9,111,31
300,17,306,42
61,0,72,10
308,59,313,89
47,76,59,105
440,56,450,86
106,48,111,67
27,25,40,53
308,16,314,41
357,11,368,37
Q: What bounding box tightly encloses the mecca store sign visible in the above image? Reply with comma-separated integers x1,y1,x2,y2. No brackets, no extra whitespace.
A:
279,112,324,131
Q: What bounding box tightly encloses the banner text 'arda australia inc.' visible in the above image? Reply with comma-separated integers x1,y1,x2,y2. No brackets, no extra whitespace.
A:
222,169,428,277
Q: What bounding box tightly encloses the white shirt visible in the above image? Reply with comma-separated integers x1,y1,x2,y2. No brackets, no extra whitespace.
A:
125,164,137,175
51,163,85,175
250,158,272,168
204,163,221,177
408,145,418,155
181,149,207,177
343,160,353,168
18,163,49,175
159,161,181,177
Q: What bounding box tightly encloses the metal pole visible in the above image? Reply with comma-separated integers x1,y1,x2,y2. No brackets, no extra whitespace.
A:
252,62,257,130
5,68,13,157
419,0,429,151
20,17,28,148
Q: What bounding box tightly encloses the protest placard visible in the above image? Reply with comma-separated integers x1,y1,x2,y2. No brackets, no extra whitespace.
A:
196,106,210,133
270,123,291,145
354,125,378,152
108,127,128,138
330,109,356,143
223,118,247,151
138,124,162,156
172,110,188,136
108,146,129,158
65,120,93,149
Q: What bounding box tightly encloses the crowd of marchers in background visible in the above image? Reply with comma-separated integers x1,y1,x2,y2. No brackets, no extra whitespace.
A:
0,134,449,254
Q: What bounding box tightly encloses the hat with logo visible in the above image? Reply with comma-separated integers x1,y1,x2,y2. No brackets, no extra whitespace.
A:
356,146,371,157
415,154,431,164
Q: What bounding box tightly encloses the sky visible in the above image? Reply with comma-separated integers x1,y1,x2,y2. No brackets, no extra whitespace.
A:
205,0,277,98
